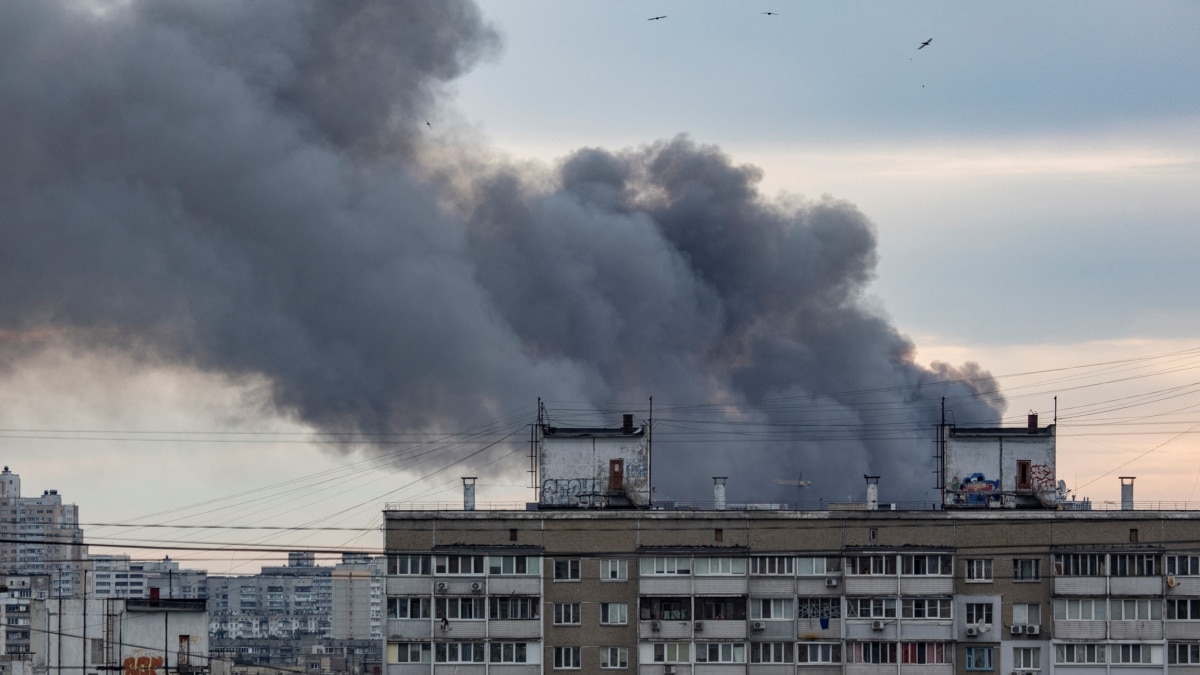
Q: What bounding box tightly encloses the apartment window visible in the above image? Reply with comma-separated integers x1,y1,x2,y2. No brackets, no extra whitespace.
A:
554,603,582,625
1054,553,1106,576
1112,553,1161,577
489,643,529,663
600,559,628,581
750,642,792,663
640,557,691,575
489,596,539,620
554,559,581,581
600,602,628,625
435,597,484,620
387,597,430,619
901,554,952,576
1054,598,1107,621
847,555,896,576
435,643,485,663
600,647,628,669
1013,558,1041,581
699,597,746,620
965,603,993,625
901,598,952,619
965,559,993,582
488,556,539,576
902,642,949,664
553,647,581,670
797,597,841,619
750,556,794,575
434,555,485,575
1169,642,1200,664
1056,643,1106,664
964,647,993,671
849,642,898,664
847,598,896,619
1168,598,1200,620
1167,555,1200,576
796,556,841,575
1013,603,1041,626
388,643,430,664
797,643,841,664
750,598,793,620
1013,647,1040,670
696,642,746,663
651,643,689,663
1113,643,1157,664
1112,598,1161,620
694,557,746,575
640,597,692,621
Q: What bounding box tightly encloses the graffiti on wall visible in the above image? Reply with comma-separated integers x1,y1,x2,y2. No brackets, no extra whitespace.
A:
1030,463,1055,490
124,656,164,675
541,478,599,506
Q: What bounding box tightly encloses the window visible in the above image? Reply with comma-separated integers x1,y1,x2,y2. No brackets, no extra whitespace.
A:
901,554,952,576
1013,647,1040,670
965,603,993,625
699,597,745,620
1112,598,1161,621
796,556,841,575
435,597,484,620
1169,642,1200,665
652,643,689,663
554,603,581,625
847,598,896,619
554,559,581,581
600,602,628,625
553,647,581,669
1013,603,1041,626
797,597,841,619
640,597,691,621
1167,555,1200,576
797,643,841,664
1056,643,1106,664
1054,598,1107,621
488,556,539,576
388,643,430,664
1112,553,1161,577
1013,558,1041,581
388,555,430,575
1113,643,1157,664
600,647,628,669
489,596,539,620
750,598,793,620
847,555,895,576
489,643,528,663
1054,553,1105,576
750,642,792,663
1016,460,1031,490
750,556,794,575
640,557,691,575
435,643,485,663
901,598,952,619
696,642,746,663
1168,598,1200,620
902,642,949,664
600,559,628,581
965,559,993,582
434,555,485,575
387,597,430,619
694,557,746,575
964,647,992,671
848,642,898,664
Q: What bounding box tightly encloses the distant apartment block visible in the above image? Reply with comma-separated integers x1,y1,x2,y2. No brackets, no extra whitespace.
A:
90,554,208,600
0,467,86,598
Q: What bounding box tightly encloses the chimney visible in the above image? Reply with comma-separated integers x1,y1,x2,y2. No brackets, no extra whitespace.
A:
1120,477,1135,511
713,477,727,510
865,475,880,511
462,477,477,511
1027,412,1038,434
622,414,634,434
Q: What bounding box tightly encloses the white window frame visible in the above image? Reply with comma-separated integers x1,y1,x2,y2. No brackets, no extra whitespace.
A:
1013,602,1041,626
901,598,952,619
1112,598,1162,621
600,602,628,626
1013,646,1041,669
1167,555,1200,576
1169,642,1200,665
553,559,581,581
651,643,689,664
489,643,529,664
901,554,953,576
750,556,794,575
1055,643,1106,664
600,647,628,669
695,642,746,663
1112,643,1158,665
388,643,430,664
965,559,993,582
848,597,896,619
553,647,581,670
600,559,628,581
694,557,746,575
750,597,793,620
641,557,692,575
797,556,841,576
797,643,841,664
1013,558,1041,581
1054,598,1107,621
435,642,485,663
388,555,430,576
488,556,540,576
434,555,485,575
749,642,792,664
554,602,582,625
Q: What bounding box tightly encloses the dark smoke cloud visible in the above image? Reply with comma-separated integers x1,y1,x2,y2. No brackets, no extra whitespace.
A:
0,0,1004,503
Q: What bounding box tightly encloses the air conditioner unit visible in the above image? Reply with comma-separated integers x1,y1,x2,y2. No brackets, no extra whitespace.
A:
434,581,448,592
751,621,767,631
825,578,839,587
870,620,885,631
651,620,661,631
1010,624,1024,635
694,621,704,631
965,626,979,637
1025,625,1040,636
664,666,677,675
470,581,483,592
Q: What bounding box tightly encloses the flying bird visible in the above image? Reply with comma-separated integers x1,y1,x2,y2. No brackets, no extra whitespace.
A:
763,11,779,15
648,15,666,21
425,119,432,128
918,38,932,49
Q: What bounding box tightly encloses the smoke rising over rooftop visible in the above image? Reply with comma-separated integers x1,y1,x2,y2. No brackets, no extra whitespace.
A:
0,0,1004,503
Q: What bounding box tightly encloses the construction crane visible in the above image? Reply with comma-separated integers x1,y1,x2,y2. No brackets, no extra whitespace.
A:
773,476,812,507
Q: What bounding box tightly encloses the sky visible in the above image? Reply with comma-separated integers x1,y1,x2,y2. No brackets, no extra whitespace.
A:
1,0,1198,575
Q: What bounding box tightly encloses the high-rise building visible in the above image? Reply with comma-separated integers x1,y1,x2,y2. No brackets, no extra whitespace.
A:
0,467,86,597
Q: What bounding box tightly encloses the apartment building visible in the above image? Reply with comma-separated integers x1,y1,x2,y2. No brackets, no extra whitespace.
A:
0,467,86,597
90,555,209,600
381,415,1200,675
0,574,49,656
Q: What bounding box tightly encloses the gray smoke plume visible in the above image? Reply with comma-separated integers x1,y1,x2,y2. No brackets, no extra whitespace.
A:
0,0,1004,504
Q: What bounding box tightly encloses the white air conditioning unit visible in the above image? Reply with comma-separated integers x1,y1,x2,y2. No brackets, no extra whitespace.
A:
435,581,448,592
825,577,839,587
751,621,767,631
1025,624,1040,636
470,581,483,592
694,621,704,631
664,666,677,674
870,620,885,631
1010,624,1024,635
966,626,979,637
651,620,661,632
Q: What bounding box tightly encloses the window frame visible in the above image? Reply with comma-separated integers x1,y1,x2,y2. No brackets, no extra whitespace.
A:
553,559,581,581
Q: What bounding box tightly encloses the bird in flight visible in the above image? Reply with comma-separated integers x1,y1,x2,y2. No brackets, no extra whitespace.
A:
648,15,666,21
918,38,932,49
425,119,432,129
763,11,779,16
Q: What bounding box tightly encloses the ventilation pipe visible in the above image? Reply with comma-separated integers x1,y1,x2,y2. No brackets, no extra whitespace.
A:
713,477,728,510
1120,477,1135,511
865,475,880,511
622,414,634,433
1027,412,1038,433
462,477,477,511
